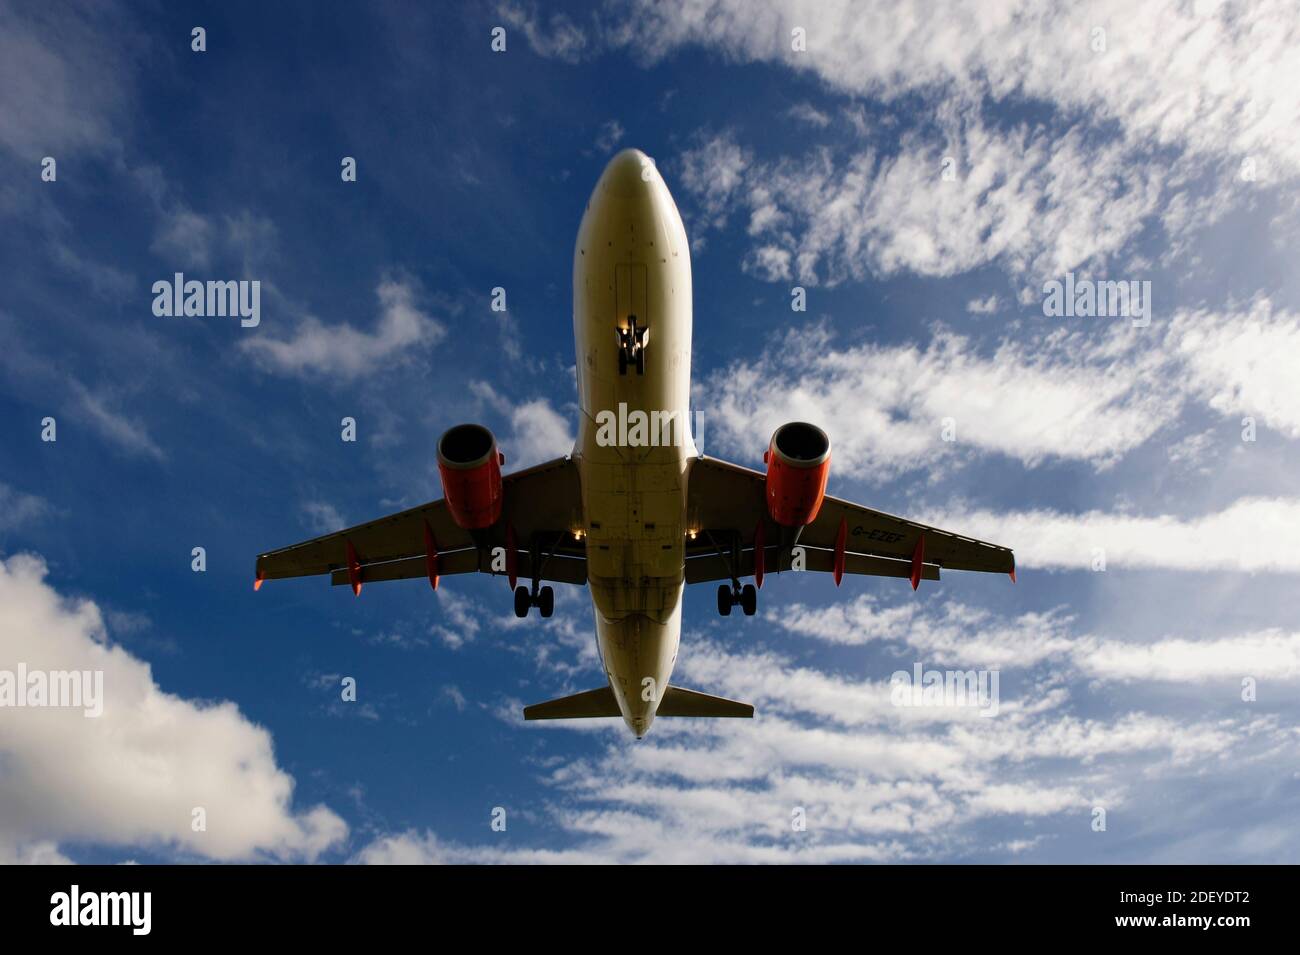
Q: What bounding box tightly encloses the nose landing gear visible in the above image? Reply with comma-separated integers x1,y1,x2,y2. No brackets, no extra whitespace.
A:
617,315,647,376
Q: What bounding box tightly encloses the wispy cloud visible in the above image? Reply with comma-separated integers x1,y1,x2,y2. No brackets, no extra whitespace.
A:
923,496,1300,574
243,277,446,379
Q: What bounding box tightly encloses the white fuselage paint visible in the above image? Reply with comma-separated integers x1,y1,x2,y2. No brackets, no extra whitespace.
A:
572,149,696,738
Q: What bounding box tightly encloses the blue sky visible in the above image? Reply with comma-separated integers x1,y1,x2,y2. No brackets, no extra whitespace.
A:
2,0,1299,864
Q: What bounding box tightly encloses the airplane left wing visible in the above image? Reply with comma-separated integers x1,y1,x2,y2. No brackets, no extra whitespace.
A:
254,455,585,589
686,456,1014,583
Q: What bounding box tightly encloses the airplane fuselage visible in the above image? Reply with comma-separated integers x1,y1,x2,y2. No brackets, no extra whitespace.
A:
572,149,695,738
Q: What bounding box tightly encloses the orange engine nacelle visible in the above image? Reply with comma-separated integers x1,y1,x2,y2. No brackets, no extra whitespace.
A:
764,422,831,527
437,424,504,529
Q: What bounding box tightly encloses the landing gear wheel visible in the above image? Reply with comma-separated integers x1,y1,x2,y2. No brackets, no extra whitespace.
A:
538,585,554,618
740,583,757,616
717,584,732,617
513,585,530,618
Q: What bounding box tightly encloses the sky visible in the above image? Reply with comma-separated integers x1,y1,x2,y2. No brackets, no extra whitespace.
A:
1,0,1298,864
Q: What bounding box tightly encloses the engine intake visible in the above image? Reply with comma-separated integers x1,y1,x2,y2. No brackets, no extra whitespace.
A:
437,424,504,529
764,422,831,527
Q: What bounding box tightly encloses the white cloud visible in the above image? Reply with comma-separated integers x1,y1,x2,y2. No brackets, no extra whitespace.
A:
611,0,1300,183
0,484,50,532
678,122,1164,286
773,594,1300,682
696,322,1176,478
1170,300,1300,438
594,119,624,153
0,2,131,156
301,501,345,535
1080,631,1300,683
696,299,1300,482
0,554,347,863
243,278,445,379
923,496,1300,574
75,384,166,462
966,294,1000,314
150,208,215,270
496,1,589,63
354,630,1289,863
430,589,483,650
507,397,574,468
785,102,831,128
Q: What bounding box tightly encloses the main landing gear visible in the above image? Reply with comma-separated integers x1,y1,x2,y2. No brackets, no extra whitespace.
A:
515,583,554,618
717,583,757,617
704,529,758,617
617,314,647,376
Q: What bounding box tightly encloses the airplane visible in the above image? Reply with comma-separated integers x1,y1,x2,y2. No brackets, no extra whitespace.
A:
254,148,1015,739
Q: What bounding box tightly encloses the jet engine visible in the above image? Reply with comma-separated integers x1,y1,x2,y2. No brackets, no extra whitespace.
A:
437,423,504,529
763,422,830,527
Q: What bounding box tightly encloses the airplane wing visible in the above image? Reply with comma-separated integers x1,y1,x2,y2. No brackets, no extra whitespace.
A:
685,456,1014,584
254,456,586,589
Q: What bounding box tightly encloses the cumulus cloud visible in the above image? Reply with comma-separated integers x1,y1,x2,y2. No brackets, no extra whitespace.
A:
0,554,346,863
507,397,574,468
243,277,446,379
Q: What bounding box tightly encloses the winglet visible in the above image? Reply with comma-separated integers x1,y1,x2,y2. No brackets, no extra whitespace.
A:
253,568,264,592
1009,565,1017,584
346,540,362,597
910,533,925,591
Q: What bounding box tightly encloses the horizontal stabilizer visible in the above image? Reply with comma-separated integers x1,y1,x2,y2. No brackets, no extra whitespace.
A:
524,686,620,720
523,684,755,720
658,685,754,718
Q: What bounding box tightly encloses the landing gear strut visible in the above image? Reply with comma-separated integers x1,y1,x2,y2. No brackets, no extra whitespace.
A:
617,314,647,376
513,531,561,618
706,529,757,617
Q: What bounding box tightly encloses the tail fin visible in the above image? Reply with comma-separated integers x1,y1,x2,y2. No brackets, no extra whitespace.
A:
658,685,753,718
522,684,754,720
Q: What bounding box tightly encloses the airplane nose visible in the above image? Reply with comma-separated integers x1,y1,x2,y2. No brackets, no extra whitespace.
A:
599,147,659,199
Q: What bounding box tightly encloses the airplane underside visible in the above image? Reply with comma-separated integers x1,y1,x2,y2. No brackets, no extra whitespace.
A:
254,149,1015,739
